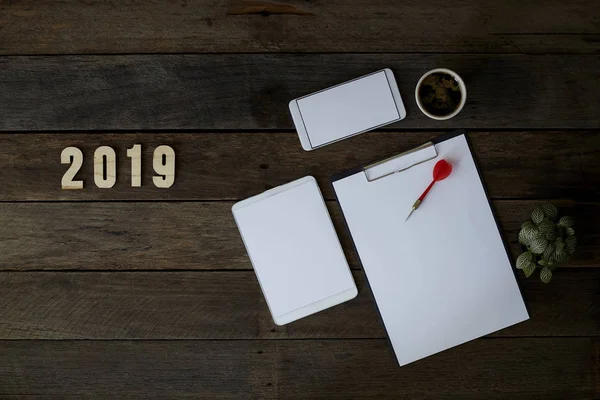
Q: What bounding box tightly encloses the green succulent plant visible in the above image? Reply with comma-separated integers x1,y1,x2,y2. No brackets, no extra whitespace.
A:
517,203,576,283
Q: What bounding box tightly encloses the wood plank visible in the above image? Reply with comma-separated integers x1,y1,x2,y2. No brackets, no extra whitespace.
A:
0,339,595,399
1,0,598,54
595,339,600,395
1,55,599,130
0,131,598,201
0,200,596,270
0,270,597,339
0,340,275,399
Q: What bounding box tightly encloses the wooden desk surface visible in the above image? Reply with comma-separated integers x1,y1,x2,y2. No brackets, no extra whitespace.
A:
0,1,598,398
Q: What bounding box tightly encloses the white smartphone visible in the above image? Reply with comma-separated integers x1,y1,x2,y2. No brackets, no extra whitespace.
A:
289,68,406,151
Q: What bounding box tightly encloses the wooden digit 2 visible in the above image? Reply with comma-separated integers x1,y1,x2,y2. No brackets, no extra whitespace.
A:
60,146,84,190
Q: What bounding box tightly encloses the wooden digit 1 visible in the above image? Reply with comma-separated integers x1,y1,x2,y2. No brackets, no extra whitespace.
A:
127,144,142,187
94,146,117,188
153,145,175,188
61,146,84,190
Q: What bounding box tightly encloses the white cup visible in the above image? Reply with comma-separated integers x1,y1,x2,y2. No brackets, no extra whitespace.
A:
415,68,467,120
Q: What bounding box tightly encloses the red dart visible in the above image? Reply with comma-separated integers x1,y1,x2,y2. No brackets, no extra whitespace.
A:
405,159,453,222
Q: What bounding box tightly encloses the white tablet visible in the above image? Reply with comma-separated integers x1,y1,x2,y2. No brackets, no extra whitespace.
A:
289,69,406,151
232,176,357,325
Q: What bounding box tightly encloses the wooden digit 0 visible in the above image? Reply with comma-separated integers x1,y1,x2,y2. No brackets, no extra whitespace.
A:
94,146,117,188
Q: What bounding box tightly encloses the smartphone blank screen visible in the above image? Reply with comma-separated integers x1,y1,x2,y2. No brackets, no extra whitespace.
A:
296,71,401,148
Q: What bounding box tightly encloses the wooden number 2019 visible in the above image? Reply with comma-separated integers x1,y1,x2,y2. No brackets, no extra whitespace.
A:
61,145,175,189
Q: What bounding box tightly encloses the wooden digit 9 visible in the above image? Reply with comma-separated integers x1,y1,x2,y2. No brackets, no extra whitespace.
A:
152,145,176,188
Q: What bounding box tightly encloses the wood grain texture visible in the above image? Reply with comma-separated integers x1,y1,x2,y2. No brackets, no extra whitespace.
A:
1,0,598,55
0,270,597,340
1,55,599,130
1,1,598,398
0,131,598,201
0,200,596,270
0,339,596,399
594,339,600,395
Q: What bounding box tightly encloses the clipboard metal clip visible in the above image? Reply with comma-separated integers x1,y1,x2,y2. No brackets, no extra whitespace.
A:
363,142,438,182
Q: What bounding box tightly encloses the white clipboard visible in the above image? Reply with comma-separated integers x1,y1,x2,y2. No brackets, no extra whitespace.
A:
331,130,529,366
